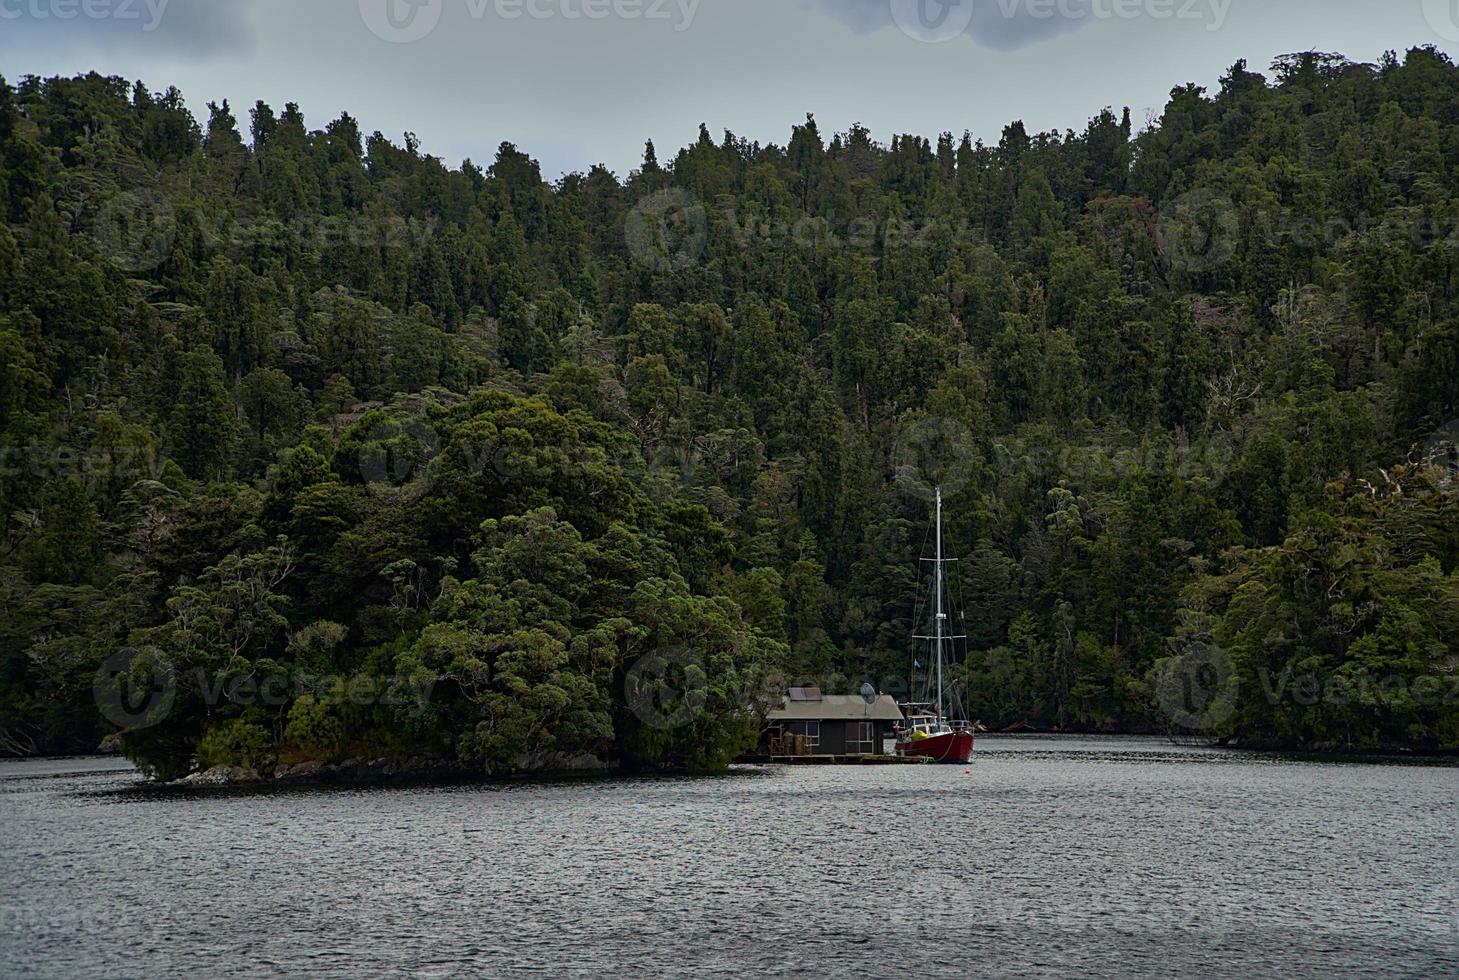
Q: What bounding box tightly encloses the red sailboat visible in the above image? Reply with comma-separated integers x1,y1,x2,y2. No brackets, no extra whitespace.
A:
896,486,976,764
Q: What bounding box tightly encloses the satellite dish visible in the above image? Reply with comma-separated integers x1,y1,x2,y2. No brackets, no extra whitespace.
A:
860,682,878,705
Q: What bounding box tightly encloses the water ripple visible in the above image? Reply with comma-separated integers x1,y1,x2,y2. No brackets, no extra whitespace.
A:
1,738,1455,977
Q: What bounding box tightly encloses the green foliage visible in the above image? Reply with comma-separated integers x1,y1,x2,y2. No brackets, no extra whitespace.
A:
1182,469,1459,749
197,717,275,772
170,347,238,481
283,695,345,760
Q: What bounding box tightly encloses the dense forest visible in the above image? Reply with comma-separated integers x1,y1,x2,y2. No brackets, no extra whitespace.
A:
2,47,1458,779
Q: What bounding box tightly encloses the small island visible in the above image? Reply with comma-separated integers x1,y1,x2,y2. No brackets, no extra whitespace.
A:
3,50,1458,785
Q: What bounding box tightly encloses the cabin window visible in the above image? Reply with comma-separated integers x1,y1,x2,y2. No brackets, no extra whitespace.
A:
784,722,820,749
847,722,874,755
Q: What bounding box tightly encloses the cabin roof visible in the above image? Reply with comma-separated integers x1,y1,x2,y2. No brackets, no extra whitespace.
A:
766,694,905,723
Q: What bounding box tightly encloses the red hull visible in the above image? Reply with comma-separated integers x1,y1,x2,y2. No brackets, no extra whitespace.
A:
896,731,974,764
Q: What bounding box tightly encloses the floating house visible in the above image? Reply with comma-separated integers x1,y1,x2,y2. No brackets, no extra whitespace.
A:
763,687,905,758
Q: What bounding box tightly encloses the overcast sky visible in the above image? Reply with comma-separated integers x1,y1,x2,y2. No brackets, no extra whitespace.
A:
1,0,1454,179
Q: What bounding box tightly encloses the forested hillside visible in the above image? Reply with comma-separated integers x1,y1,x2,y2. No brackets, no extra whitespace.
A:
2,48,1458,777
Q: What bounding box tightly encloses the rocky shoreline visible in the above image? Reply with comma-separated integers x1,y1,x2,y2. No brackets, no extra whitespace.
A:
176,751,613,787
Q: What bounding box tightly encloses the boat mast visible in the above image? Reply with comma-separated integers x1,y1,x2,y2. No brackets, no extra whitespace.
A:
934,485,944,721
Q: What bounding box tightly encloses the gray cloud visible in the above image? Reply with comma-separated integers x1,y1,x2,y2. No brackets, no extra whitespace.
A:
0,0,254,59
807,0,1091,50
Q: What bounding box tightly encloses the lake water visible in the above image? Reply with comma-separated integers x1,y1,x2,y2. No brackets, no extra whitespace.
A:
1,737,1455,978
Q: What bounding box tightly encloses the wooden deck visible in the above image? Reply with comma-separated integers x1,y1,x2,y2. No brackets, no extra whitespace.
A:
739,754,935,766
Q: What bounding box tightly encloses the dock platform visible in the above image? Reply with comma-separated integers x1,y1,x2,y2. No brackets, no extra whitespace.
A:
739,754,934,766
